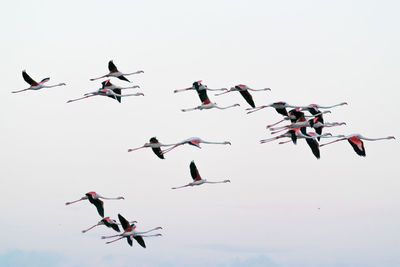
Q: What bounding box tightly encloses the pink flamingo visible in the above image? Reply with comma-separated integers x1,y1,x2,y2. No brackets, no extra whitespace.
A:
12,70,66,93
320,134,395,156
127,137,175,159
172,161,230,189
101,214,162,248
161,137,231,155
65,192,125,218
215,84,271,108
90,60,143,82
82,217,137,233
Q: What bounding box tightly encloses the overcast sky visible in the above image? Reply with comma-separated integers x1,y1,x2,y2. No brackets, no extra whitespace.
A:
1,0,399,266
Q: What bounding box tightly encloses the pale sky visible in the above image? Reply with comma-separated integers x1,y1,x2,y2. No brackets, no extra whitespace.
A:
1,0,399,266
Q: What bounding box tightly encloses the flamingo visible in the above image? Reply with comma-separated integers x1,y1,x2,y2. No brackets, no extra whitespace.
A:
90,60,143,82
12,70,66,93
246,101,307,115
174,80,227,97
101,79,140,91
101,214,162,248
302,102,347,140
269,121,345,135
265,109,330,129
127,137,175,159
82,217,137,233
215,84,271,108
67,87,144,103
320,134,395,156
260,131,343,144
181,101,240,112
65,192,125,218
172,161,230,189
161,137,231,155
278,132,344,159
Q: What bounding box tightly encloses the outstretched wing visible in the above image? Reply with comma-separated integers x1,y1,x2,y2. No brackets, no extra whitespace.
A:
196,89,210,104
306,138,320,159
127,236,133,246
117,75,130,82
275,107,288,116
22,70,38,86
151,147,164,159
190,161,201,181
118,214,130,231
103,219,121,232
348,137,366,156
40,77,50,84
108,60,118,73
239,90,255,108
133,235,146,248
106,88,121,103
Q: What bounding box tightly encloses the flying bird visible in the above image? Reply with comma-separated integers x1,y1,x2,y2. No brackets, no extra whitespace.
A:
67,84,144,103
172,161,230,189
215,84,271,108
246,101,306,116
128,137,175,159
101,214,162,248
12,70,66,93
174,80,227,97
181,101,240,112
161,137,231,155
65,192,125,217
90,60,143,82
82,217,137,233
320,134,395,156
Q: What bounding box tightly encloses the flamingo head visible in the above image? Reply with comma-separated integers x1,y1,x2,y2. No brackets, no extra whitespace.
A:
340,102,348,105
224,141,231,145
137,92,145,96
118,196,125,200
224,179,231,183
388,136,396,139
59,83,66,86
234,104,240,107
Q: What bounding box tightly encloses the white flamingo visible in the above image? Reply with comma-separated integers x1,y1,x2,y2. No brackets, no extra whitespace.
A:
101,214,162,248
172,161,230,189
161,137,231,155
90,60,143,82
12,70,66,93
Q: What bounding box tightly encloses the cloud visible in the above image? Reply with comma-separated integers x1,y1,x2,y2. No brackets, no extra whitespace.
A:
0,250,64,267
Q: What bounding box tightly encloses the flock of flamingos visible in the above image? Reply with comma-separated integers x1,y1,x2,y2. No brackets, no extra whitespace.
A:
13,60,395,248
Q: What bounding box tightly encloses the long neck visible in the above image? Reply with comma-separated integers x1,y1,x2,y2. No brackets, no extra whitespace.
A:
119,93,144,97
316,102,347,109
360,136,394,141
135,227,161,235
90,75,108,81
205,180,228,184
201,140,227,145
97,195,123,200
125,70,143,76
174,87,194,93
140,233,162,237
216,104,239,110
43,83,64,88
119,85,140,89
248,88,271,91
